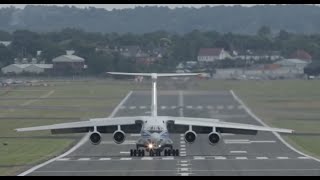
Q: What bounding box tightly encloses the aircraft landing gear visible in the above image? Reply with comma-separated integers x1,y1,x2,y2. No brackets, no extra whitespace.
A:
130,149,145,157
149,150,161,157
164,149,179,156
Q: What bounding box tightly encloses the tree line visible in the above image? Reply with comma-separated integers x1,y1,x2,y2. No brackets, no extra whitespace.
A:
0,27,320,75
1,5,320,34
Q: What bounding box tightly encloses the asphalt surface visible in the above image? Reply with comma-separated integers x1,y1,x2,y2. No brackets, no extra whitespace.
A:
24,90,320,176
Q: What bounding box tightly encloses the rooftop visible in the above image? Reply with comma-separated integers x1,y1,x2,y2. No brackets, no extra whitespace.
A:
52,55,85,63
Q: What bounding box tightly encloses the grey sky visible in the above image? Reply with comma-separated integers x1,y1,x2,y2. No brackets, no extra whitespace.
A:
0,4,262,10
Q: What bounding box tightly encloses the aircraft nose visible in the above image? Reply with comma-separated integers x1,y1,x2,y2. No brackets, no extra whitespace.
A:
150,133,161,146
151,133,161,141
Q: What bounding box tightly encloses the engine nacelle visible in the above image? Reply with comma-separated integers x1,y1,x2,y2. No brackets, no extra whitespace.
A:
90,132,102,145
208,132,221,145
113,130,126,144
184,131,197,144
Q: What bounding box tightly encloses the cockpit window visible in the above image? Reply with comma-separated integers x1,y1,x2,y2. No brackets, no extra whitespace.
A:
148,126,163,133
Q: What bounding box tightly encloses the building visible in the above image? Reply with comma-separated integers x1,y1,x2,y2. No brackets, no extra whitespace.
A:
274,59,309,70
197,48,231,62
0,41,12,47
24,64,53,74
52,52,86,74
291,50,312,63
1,64,53,75
272,58,309,75
233,50,282,61
2,64,29,74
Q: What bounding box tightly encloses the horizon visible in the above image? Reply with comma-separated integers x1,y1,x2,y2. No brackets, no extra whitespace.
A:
0,4,317,10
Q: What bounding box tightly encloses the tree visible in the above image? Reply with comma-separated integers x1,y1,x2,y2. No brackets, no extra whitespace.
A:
278,30,290,41
257,26,272,38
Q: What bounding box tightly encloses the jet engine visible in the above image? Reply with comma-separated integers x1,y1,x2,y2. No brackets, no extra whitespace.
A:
90,132,102,145
208,132,221,145
113,130,126,144
184,131,197,144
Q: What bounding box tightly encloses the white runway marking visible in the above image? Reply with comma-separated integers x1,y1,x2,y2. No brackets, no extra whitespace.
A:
214,156,227,160
129,106,136,110
179,164,190,167
222,133,235,136
180,144,186,148
277,157,289,159
298,156,311,159
224,139,250,144
179,168,190,172
141,157,153,160
250,140,276,143
227,105,234,110
162,157,174,160
224,139,276,144
56,158,70,161
139,106,146,109
235,157,248,160
180,134,184,137
230,151,247,154
53,156,314,162
120,151,130,154
256,157,269,160
186,106,193,109
161,106,167,110
180,141,185,144
178,173,192,176
194,156,205,160
197,106,203,109
180,148,186,151
78,158,90,161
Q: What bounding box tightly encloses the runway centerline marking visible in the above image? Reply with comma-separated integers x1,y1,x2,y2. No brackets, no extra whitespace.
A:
230,151,247,154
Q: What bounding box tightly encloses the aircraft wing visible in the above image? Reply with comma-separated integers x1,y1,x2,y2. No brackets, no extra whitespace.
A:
166,116,293,134
15,116,145,133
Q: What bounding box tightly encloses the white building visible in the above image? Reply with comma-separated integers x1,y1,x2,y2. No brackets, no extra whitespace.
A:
24,64,53,74
197,48,231,62
1,64,53,74
0,41,12,47
274,59,309,71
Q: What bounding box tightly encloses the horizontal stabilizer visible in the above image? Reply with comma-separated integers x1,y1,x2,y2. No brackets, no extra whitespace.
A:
108,72,201,77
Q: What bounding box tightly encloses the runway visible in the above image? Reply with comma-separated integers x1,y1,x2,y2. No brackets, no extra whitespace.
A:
21,90,320,176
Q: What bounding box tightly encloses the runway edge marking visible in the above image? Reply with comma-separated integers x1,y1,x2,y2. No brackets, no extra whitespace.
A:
18,91,133,176
230,90,320,163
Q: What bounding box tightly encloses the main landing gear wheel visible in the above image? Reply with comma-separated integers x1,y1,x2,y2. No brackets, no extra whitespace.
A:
164,149,179,156
130,149,145,157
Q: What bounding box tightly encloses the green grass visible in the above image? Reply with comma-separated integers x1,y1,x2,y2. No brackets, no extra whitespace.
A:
197,80,320,159
0,80,146,176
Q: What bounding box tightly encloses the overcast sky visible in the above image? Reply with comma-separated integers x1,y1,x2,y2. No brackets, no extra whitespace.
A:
0,4,268,10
